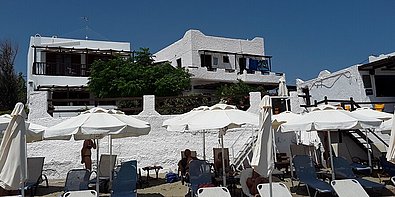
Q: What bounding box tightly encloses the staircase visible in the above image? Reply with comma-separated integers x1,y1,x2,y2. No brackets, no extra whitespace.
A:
346,129,389,161
232,135,257,171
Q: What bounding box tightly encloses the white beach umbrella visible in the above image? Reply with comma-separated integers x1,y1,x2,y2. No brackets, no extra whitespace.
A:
272,111,301,131
351,107,392,121
162,103,259,186
281,105,382,180
0,114,45,143
381,119,392,133
0,103,27,196
44,107,151,195
278,76,288,97
251,95,274,197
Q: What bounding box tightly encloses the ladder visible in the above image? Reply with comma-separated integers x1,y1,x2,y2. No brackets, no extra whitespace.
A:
232,135,257,171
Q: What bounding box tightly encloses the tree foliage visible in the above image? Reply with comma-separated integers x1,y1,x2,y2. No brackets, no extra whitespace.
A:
0,40,26,110
217,80,266,110
88,48,191,98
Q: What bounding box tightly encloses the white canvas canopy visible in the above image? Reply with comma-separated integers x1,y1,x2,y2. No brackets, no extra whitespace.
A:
44,107,151,194
0,103,27,195
0,114,45,143
281,105,382,180
162,103,259,186
251,95,274,197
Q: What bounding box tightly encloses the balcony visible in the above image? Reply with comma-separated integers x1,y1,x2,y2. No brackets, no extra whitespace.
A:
33,62,90,77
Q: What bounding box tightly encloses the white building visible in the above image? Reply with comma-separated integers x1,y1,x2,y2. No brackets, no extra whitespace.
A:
154,30,284,93
27,35,132,116
292,52,395,113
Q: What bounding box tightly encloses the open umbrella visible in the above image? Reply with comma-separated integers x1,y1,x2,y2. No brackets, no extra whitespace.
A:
351,107,392,121
162,103,259,186
281,105,382,180
0,114,45,143
251,95,274,197
386,110,395,162
0,103,27,196
44,107,150,195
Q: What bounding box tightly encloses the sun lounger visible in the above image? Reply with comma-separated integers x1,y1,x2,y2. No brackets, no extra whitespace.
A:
189,160,212,196
391,176,395,185
89,154,117,192
64,169,91,192
63,190,97,197
379,156,395,177
293,155,333,197
257,182,292,197
333,157,384,190
24,157,48,195
197,187,231,197
331,179,369,197
111,160,137,197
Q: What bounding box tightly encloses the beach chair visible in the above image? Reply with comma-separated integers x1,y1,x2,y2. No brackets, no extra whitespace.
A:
333,157,384,190
189,160,212,196
257,182,292,197
197,187,231,197
63,190,97,197
293,155,333,197
391,176,395,186
379,156,395,177
90,154,117,192
111,160,137,197
64,169,91,192
24,157,48,195
332,143,370,175
331,179,369,197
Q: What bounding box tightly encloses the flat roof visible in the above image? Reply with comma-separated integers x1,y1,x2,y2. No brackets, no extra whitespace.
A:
358,56,395,71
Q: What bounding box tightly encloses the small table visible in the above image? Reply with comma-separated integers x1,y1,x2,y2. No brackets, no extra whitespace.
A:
142,166,163,181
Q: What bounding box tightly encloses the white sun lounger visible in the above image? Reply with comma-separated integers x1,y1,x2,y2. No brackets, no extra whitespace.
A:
63,190,97,197
257,182,292,197
331,179,369,197
197,187,231,197
391,176,395,186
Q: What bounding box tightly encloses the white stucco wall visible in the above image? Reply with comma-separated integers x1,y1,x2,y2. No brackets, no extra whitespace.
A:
27,92,262,179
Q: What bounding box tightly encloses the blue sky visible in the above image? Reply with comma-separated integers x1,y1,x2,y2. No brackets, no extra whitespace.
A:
1,0,395,84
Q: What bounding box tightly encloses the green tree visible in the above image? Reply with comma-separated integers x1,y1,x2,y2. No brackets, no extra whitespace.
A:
217,80,266,110
88,48,191,98
0,40,20,110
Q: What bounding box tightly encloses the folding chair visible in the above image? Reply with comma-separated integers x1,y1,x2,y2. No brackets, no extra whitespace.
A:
63,190,97,197
257,182,292,197
197,187,231,197
333,157,384,190
189,160,212,196
111,160,137,197
24,157,48,195
331,179,369,197
64,169,91,192
293,155,333,197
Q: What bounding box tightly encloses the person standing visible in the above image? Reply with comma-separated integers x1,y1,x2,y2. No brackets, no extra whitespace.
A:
81,139,96,170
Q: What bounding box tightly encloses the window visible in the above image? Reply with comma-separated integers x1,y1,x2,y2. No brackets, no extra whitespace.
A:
176,58,182,67
375,75,395,97
223,56,230,63
213,57,218,65
362,75,372,88
200,54,212,68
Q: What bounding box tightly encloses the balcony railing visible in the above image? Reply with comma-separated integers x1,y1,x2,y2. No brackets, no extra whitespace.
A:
32,62,90,77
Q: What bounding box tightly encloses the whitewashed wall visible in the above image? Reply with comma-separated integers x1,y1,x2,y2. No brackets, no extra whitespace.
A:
27,92,262,179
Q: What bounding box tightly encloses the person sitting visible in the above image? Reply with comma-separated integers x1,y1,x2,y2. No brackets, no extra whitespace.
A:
246,169,268,197
178,149,197,184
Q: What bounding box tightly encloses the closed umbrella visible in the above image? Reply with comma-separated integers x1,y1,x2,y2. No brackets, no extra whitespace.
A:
281,105,382,180
0,103,27,196
162,103,259,186
386,110,395,162
278,76,288,97
44,107,150,195
251,95,274,197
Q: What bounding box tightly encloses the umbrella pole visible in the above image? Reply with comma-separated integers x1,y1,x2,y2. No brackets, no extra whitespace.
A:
327,130,335,180
109,135,113,186
203,131,206,161
269,173,273,197
366,129,372,174
221,131,226,186
96,139,100,196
